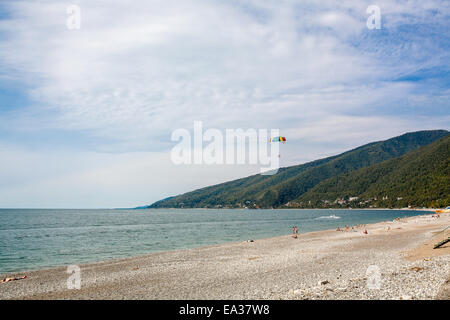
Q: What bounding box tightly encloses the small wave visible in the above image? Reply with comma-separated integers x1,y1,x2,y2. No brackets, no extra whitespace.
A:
316,215,341,220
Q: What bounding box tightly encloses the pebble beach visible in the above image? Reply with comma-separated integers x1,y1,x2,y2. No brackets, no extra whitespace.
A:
1,211,449,300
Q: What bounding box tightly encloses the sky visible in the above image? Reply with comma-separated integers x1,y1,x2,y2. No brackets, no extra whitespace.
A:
0,0,449,208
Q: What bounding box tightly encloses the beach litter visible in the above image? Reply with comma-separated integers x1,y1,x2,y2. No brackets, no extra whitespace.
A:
318,280,330,285
289,289,303,296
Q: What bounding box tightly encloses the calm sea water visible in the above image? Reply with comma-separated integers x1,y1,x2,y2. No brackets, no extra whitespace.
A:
0,208,429,274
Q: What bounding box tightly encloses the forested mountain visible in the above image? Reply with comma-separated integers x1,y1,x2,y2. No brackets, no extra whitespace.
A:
148,130,449,209
296,134,449,208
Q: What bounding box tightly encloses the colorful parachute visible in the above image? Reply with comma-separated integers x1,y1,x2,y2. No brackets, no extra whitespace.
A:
270,136,286,143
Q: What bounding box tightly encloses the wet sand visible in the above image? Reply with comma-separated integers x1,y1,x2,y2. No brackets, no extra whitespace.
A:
1,211,448,300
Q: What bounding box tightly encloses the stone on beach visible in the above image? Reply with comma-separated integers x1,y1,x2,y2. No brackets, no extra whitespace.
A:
0,212,448,300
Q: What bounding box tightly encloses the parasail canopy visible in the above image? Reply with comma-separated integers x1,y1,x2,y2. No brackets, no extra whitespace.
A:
270,136,286,143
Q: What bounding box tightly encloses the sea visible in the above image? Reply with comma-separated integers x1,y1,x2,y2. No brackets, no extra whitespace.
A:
0,208,430,274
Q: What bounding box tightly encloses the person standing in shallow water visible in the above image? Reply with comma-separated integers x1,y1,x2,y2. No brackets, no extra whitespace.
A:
292,226,298,238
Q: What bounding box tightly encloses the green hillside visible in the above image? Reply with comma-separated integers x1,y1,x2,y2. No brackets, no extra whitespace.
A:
295,134,450,209
148,130,448,209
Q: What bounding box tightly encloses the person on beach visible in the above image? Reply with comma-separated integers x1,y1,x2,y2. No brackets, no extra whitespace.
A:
1,275,26,283
292,226,298,238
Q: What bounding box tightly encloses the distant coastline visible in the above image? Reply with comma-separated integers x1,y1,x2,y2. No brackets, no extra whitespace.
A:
148,130,449,210
135,206,438,211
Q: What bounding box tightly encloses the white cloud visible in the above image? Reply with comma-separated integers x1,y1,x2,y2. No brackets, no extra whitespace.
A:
0,0,448,206
0,1,399,134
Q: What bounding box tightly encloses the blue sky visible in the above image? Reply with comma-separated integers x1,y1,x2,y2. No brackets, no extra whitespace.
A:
0,0,449,208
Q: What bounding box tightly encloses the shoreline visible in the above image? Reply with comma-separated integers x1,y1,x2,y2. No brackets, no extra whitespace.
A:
142,207,439,211
1,211,448,299
0,208,437,276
